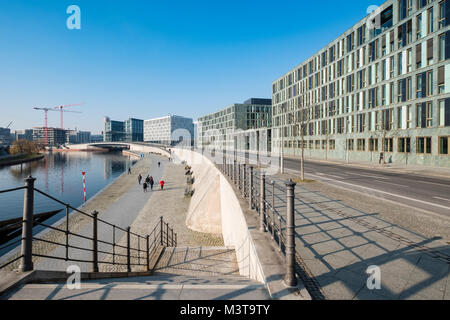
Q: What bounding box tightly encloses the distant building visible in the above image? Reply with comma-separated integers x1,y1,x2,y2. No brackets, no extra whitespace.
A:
104,117,143,142
0,127,11,147
12,129,33,142
90,134,103,143
197,98,272,153
125,118,144,142
66,130,91,144
144,115,194,146
33,127,67,146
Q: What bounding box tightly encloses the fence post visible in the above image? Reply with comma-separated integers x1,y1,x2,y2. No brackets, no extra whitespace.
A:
259,172,266,232
160,216,163,246
92,211,99,272
248,166,253,210
242,164,247,197
175,233,177,247
233,160,237,183
284,179,297,288
166,223,169,246
127,226,131,272
146,235,150,271
20,176,35,272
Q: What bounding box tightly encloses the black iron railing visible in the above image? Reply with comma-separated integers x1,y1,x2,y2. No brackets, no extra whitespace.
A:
0,177,177,273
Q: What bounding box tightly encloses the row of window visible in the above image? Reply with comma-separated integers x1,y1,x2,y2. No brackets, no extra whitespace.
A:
281,136,449,155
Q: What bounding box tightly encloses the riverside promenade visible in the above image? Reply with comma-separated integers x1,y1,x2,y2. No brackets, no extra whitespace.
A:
267,172,450,300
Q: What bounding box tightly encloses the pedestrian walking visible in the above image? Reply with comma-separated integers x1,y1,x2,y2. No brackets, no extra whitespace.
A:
128,167,131,175
143,182,148,193
149,176,154,190
138,174,142,185
158,162,161,168
379,152,384,164
160,180,165,190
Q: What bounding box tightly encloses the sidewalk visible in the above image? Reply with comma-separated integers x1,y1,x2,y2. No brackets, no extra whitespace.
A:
267,174,450,300
285,155,450,180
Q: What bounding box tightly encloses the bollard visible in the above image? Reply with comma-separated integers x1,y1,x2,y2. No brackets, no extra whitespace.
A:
233,160,237,183
171,228,174,247
238,164,241,189
259,172,266,232
146,235,150,271
175,233,177,247
127,226,131,272
20,176,36,272
284,179,297,288
166,223,169,246
92,211,99,272
248,166,253,210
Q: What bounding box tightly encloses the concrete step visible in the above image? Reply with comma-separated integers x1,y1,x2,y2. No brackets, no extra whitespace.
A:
3,273,270,300
153,247,240,277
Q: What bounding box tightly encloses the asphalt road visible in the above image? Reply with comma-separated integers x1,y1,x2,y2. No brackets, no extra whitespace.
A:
283,158,450,218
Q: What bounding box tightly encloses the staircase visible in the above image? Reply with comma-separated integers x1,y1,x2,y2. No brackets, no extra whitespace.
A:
1,247,270,300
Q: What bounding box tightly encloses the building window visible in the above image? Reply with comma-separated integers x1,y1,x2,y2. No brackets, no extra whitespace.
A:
438,66,445,93
439,136,449,155
417,14,422,39
329,140,336,150
439,1,446,29
439,33,446,61
357,139,366,151
369,138,379,151
383,138,394,152
348,139,354,151
315,140,320,149
416,137,432,154
398,137,411,153
428,8,434,34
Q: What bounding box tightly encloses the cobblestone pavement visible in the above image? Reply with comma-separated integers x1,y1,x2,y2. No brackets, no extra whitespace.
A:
263,173,450,300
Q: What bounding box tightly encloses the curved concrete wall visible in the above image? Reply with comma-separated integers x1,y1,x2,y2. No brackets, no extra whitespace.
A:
172,148,265,283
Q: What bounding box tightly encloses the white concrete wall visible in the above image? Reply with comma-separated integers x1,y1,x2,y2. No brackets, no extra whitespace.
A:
172,148,265,283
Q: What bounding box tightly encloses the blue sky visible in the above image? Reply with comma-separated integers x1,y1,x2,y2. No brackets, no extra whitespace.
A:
0,0,383,133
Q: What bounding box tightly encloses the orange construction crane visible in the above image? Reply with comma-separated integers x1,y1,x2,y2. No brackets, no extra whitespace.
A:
54,103,84,129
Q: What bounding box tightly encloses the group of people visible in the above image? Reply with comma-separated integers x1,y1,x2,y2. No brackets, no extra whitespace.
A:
138,172,165,193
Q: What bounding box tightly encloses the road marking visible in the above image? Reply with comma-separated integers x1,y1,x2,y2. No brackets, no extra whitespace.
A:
314,172,347,179
343,172,389,180
304,172,450,211
434,197,450,203
373,180,409,188
416,180,450,187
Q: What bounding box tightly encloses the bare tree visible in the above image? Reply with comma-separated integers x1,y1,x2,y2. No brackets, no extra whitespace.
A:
298,107,312,181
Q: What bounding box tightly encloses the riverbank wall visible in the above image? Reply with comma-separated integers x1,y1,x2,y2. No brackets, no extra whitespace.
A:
171,148,265,283
0,154,44,167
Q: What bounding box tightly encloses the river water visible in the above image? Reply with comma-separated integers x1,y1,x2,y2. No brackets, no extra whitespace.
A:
0,151,137,222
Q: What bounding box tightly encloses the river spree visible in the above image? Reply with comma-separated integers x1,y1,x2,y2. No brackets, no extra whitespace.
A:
0,151,137,222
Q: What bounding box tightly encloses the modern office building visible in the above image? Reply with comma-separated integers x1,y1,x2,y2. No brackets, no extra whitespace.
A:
104,117,125,142
125,118,144,142
272,0,450,167
144,115,194,146
104,117,144,142
0,127,11,147
32,127,67,146
66,130,91,144
197,98,272,153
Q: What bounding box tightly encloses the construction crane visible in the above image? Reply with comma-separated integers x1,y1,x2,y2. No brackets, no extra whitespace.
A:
33,107,57,146
6,121,13,129
54,103,84,129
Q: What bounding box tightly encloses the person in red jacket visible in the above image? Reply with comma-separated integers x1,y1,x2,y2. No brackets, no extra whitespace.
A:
160,180,165,190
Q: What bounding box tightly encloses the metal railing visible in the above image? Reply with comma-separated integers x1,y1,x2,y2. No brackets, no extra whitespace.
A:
216,157,298,288
0,176,177,273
